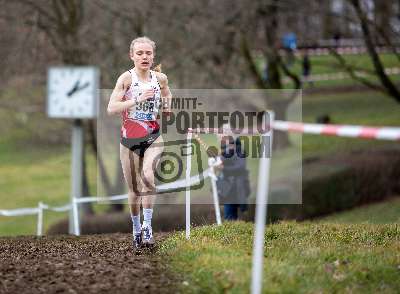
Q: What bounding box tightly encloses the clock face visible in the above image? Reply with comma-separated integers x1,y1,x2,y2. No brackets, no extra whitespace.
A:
47,66,99,118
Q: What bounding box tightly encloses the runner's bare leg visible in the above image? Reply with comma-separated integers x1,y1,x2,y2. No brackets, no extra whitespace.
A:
120,143,142,215
141,135,164,209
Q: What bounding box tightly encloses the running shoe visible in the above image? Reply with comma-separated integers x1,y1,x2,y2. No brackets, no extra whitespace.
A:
142,225,155,247
133,233,142,250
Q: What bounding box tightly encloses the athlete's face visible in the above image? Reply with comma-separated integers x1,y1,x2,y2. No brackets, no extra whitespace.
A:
131,42,154,71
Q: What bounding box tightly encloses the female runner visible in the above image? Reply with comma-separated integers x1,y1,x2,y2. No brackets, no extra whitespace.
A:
107,37,172,249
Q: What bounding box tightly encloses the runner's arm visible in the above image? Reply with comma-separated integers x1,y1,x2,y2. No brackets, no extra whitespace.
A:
156,72,172,113
107,73,135,115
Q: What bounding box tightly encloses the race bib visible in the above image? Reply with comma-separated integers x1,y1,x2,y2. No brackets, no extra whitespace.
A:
127,80,161,121
128,93,160,121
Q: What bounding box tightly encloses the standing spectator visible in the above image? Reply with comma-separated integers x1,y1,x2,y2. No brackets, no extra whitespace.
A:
282,32,297,67
302,50,313,87
262,61,269,84
215,135,251,221
333,32,342,47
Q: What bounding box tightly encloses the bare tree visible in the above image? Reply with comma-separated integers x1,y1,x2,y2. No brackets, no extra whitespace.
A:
13,0,96,213
237,0,302,148
147,0,302,148
328,0,400,103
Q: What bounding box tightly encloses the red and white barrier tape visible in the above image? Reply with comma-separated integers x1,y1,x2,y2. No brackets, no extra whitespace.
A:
189,121,400,141
273,121,400,141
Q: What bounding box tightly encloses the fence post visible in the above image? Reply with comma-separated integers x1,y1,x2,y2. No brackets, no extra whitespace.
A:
72,198,80,236
208,159,222,226
251,111,274,294
36,202,44,236
185,132,193,240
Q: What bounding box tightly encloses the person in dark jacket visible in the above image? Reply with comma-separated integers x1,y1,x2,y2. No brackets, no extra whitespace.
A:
216,135,251,220
302,50,313,87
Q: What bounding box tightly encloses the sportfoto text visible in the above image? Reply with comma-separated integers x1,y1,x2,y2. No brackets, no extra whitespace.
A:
160,111,271,134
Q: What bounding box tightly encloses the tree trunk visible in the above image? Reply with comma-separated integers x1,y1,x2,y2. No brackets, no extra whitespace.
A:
262,0,290,148
262,0,282,89
271,100,291,150
374,0,392,40
350,0,400,103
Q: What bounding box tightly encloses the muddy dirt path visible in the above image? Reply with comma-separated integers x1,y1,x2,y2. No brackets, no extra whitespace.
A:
0,233,179,294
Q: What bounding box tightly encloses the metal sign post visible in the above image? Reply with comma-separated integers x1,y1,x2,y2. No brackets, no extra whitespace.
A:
69,119,83,234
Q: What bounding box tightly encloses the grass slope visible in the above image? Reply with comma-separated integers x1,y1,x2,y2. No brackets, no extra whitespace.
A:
159,222,400,293
257,52,400,88
318,196,400,224
0,138,98,236
301,90,400,158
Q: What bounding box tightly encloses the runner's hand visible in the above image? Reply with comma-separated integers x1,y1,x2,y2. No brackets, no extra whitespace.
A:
137,89,154,103
214,162,224,170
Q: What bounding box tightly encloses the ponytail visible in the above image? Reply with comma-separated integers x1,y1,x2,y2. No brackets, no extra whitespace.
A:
153,63,162,72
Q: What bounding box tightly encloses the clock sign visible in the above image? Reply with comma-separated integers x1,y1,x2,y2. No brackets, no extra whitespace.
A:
47,66,99,118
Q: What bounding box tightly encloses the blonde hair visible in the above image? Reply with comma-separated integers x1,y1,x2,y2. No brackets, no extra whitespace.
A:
130,36,162,72
130,36,156,55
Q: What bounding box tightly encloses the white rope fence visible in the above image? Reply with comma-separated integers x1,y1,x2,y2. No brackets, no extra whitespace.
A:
0,203,71,236
0,166,220,237
71,166,218,236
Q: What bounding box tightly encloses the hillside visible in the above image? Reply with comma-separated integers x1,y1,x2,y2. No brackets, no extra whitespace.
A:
160,222,400,293
318,196,400,224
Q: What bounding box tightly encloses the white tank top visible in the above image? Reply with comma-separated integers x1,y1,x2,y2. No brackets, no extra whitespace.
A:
126,69,161,121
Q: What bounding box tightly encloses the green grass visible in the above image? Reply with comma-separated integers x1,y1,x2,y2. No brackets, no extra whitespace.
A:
0,139,68,236
301,90,400,158
257,53,400,88
291,53,399,76
159,221,400,293
318,197,400,224
0,135,99,236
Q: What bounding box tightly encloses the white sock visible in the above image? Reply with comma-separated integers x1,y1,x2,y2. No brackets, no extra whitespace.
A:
131,214,141,235
142,208,153,228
